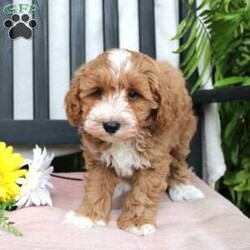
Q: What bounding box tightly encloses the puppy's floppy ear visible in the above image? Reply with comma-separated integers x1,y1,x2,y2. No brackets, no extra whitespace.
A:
153,62,189,132
65,74,82,127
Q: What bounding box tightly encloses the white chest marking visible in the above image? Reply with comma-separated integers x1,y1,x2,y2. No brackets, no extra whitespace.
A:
101,141,150,177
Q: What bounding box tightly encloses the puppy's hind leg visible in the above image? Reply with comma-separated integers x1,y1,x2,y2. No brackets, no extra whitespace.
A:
168,146,204,202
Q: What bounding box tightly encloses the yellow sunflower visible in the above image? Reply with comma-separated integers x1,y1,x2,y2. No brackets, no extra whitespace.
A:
0,142,27,203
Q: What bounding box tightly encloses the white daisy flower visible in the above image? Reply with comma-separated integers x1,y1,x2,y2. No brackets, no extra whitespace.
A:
15,145,54,209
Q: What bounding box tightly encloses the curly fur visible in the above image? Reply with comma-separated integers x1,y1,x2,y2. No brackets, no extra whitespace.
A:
65,49,199,234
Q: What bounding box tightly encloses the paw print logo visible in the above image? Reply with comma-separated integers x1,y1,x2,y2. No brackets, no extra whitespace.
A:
4,14,37,40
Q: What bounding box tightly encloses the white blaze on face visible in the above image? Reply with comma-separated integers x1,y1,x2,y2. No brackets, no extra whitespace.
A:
84,90,138,141
108,49,132,78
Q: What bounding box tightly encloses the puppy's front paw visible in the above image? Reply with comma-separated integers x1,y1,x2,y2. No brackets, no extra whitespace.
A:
63,211,107,228
118,213,156,236
126,224,156,236
169,184,205,202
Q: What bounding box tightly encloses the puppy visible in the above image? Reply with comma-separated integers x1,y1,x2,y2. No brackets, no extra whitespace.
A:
64,49,204,236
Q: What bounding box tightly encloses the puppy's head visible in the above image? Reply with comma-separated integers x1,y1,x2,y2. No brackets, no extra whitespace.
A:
65,49,162,142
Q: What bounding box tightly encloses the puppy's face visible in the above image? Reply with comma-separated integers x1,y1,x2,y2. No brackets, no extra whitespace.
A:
66,49,159,142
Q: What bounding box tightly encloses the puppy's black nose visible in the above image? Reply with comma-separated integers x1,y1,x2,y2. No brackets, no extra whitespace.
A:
103,121,120,134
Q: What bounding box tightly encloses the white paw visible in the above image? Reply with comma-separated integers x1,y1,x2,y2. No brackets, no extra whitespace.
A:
95,220,107,227
126,224,156,236
63,211,95,228
140,224,156,235
63,211,107,228
169,184,205,202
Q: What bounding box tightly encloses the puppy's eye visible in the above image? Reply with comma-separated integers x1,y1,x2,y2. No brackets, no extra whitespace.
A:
93,88,103,98
128,90,139,100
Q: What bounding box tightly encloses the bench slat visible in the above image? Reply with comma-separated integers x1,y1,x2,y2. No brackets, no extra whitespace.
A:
193,86,250,104
138,0,156,58
103,0,119,49
0,120,79,144
33,0,49,119
70,0,86,76
0,0,13,119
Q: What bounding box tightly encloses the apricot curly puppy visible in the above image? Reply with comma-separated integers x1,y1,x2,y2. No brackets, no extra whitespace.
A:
64,49,204,236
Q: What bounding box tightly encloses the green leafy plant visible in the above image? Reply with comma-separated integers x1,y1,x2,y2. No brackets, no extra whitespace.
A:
174,0,250,93
174,0,250,216
219,101,250,216
0,201,22,236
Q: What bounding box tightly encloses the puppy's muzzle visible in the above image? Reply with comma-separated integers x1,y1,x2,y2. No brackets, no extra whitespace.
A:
103,121,120,134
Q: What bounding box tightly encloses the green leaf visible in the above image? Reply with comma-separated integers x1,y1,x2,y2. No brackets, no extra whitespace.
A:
172,19,187,40
181,39,198,67
191,49,211,93
242,158,250,171
231,188,237,202
228,187,236,202
172,14,196,40
0,208,23,236
181,26,204,67
174,25,198,53
223,171,236,186
182,31,205,77
243,191,250,204
243,79,250,86
189,43,211,93
224,116,241,147
231,143,239,166
236,191,243,207
224,170,250,186
214,77,250,87
188,0,195,5
215,11,245,21
183,56,199,78
199,9,211,18
235,170,250,183
234,179,250,192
